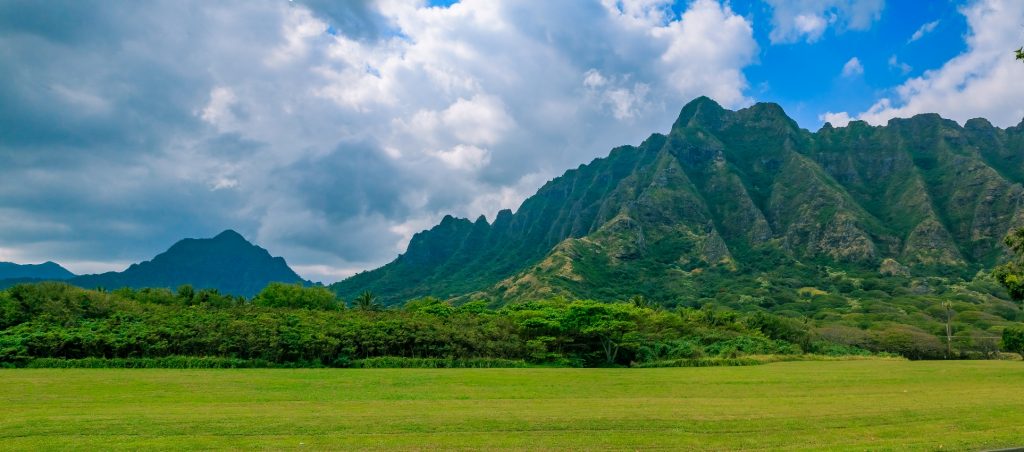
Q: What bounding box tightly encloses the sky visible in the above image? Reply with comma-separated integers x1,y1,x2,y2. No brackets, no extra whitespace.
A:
1,0,1023,283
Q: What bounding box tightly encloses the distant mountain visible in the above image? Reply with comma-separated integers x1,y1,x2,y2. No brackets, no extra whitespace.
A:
333,96,1024,305
0,261,75,281
70,230,305,297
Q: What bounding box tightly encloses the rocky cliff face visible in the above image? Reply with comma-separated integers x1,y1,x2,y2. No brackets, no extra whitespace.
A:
333,97,1024,305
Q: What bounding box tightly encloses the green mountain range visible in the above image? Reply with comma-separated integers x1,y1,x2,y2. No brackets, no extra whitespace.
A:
70,230,305,297
332,97,1024,307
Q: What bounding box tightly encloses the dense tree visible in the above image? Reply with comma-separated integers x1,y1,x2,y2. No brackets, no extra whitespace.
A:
253,283,341,310
993,228,1024,309
0,282,1011,367
176,285,195,303
1003,326,1024,356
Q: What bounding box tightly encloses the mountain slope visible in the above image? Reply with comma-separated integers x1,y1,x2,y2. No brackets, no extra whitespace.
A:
70,230,305,297
333,97,1024,305
0,261,75,281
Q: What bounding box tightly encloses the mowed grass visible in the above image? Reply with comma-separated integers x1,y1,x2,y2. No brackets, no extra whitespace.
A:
1,361,1022,450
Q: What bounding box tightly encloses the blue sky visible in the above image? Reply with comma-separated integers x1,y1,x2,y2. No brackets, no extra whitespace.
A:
1,0,1022,282
428,0,974,128
734,0,969,127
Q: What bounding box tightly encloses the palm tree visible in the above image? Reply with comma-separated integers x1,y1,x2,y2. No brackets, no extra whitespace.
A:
353,290,379,311
628,295,653,309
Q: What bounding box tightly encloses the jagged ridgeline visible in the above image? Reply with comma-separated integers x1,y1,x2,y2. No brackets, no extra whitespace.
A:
333,97,1024,305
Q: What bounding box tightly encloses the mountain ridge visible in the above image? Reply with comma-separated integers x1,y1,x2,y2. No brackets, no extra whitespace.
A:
332,97,1024,305
0,262,76,288
69,229,306,297
0,261,75,280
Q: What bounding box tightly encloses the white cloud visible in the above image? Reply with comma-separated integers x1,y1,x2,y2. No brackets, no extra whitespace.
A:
908,20,939,43
583,69,608,89
439,96,514,146
834,0,1024,127
199,87,238,128
887,54,912,74
793,14,828,41
0,0,760,282
265,6,327,67
765,0,885,44
430,144,491,172
819,111,854,127
582,69,652,120
841,57,864,77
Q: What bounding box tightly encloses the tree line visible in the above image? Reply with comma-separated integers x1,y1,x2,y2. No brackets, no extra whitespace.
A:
1,280,1018,368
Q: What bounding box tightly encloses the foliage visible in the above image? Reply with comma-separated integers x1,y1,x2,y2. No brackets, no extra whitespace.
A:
352,291,381,311
0,282,901,367
349,357,528,368
253,283,341,310
1,282,1010,366
994,227,1024,307
1003,326,1024,356
25,356,279,369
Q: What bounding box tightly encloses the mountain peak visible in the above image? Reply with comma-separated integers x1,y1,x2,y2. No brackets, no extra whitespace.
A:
213,229,247,242
673,96,726,130
965,117,994,130
0,261,76,281
747,101,786,116
69,230,304,297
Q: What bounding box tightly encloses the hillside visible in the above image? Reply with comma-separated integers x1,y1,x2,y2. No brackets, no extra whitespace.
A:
0,262,76,289
333,97,1024,307
0,262,74,281
70,230,305,297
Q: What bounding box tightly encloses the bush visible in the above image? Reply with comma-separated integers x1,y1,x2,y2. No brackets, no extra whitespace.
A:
349,357,528,368
252,283,341,310
24,356,279,368
634,357,764,368
1003,326,1024,356
870,325,946,360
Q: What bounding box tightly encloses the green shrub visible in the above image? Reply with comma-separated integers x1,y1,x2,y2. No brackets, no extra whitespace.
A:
24,356,279,369
252,283,341,310
1003,326,1024,356
349,357,528,368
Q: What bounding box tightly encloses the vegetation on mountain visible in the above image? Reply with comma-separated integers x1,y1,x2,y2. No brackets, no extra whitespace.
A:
333,98,1024,311
68,230,305,297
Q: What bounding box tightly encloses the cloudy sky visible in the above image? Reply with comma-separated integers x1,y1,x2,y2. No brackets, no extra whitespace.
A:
1,0,1023,283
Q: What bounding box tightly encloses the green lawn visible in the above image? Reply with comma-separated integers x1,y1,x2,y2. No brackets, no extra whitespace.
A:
1,360,1022,450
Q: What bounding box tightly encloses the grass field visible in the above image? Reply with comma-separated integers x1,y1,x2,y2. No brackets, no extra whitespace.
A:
1,360,1022,450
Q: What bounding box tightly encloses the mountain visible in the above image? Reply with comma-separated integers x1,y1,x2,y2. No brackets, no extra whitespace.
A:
0,261,75,281
70,230,305,297
333,97,1024,306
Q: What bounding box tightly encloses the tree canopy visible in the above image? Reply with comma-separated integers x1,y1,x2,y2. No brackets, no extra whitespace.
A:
993,228,1024,307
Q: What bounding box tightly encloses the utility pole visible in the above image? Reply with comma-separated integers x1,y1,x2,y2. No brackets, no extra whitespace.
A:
943,301,954,359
